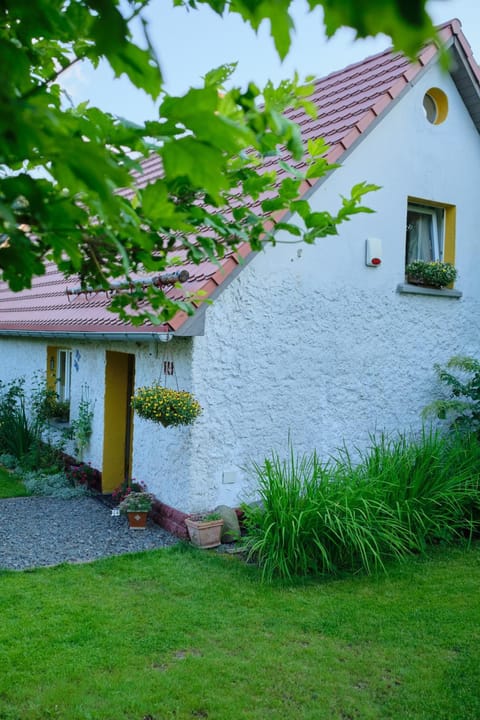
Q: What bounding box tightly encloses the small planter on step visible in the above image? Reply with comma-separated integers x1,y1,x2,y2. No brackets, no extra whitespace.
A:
126,511,149,530
118,491,153,530
185,514,224,549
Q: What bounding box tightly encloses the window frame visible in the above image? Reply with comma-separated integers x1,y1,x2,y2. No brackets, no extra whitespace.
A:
405,202,444,265
56,348,72,403
405,197,456,267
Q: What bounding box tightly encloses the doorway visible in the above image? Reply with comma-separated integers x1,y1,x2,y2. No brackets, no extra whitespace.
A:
102,351,135,492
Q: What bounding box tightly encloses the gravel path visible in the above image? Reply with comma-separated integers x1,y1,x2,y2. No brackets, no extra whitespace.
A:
0,496,178,571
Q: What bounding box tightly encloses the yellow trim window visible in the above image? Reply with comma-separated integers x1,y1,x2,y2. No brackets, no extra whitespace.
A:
405,199,456,268
406,203,443,264
47,346,72,402
56,349,72,402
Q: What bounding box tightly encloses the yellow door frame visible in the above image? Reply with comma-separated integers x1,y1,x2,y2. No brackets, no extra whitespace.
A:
102,351,135,493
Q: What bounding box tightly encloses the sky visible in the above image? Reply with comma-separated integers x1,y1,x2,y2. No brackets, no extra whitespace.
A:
63,0,480,125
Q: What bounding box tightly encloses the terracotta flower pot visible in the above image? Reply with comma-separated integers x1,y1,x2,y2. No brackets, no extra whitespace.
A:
185,518,224,548
127,511,149,530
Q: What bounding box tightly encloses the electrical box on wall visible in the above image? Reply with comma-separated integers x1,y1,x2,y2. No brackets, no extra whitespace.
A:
365,237,382,267
222,470,238,485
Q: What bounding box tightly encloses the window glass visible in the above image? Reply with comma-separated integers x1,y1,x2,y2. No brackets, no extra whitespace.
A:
56,349,72,402
423,93,437,123
423,88,448,125
406,204,443,265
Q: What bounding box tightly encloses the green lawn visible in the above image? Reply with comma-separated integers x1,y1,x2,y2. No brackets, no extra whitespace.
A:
0,543,479,719
0,466,30,498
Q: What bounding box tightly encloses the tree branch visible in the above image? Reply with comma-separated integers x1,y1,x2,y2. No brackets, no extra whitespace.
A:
21,56,83,102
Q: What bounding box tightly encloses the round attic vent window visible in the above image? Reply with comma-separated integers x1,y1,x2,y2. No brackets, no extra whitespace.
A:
423,87,448,124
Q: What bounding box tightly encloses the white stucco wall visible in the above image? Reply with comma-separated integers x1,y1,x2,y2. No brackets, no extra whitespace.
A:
63,337,196,509
0,335,196,510
185,61,480,511
129,337,195,508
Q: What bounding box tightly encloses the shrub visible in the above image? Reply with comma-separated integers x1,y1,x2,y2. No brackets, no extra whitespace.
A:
46,399,70,422
21,469,90,498
243,431,480,581
0,453,18,470
0,373,65,463
63,385,94,459
66,462,101,492
0,378,41,459
423,356,480,435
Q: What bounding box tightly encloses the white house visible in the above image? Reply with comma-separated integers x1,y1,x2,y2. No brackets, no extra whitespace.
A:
0,19,479,533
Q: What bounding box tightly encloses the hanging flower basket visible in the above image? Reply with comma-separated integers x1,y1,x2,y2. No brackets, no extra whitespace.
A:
131,383,202,427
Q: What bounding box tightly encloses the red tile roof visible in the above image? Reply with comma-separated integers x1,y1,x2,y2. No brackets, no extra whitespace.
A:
0,19,478,338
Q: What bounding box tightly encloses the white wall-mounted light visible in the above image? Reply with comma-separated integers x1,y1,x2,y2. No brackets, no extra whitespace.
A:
365,237,382,267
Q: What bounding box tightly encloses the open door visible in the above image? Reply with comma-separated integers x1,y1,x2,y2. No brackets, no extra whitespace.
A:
102,351,135,492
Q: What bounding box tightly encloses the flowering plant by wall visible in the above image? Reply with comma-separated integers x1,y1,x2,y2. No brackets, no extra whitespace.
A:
406,261,457,288
131,384,202,427
66,462,101,492
112,479,147,505
118,491,153,513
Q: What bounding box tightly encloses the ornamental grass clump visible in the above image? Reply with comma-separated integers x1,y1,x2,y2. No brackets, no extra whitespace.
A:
243,430,480,582
131,383,202,427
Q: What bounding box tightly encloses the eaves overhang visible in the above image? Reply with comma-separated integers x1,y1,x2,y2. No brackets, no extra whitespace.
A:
0,330,175,342
449,42,480,133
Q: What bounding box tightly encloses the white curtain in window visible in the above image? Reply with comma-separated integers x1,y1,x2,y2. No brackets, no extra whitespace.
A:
406,210,434,263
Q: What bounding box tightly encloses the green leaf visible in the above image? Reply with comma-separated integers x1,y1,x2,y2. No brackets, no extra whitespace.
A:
227,0,295,59
273,221,302,237
289,200,311,219
310,0,435,57
161,137,229,198
141,180,192,230
108,42,162,99
261,197,287,213
203,62,238,87
306,159,330,179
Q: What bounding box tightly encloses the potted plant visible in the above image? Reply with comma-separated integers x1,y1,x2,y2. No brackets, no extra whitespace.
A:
118,491,153,529
185,512,224,549
131,383,202,427
112,478,147,505
406,260,457,288
48,398,70,423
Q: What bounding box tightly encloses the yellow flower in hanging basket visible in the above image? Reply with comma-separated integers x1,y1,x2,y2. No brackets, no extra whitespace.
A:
131,383,202,427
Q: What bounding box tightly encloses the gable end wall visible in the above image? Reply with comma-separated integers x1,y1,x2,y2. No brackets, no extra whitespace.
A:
187,61,480,511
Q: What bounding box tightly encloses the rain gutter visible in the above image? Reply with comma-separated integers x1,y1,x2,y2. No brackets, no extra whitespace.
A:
0,331,174,342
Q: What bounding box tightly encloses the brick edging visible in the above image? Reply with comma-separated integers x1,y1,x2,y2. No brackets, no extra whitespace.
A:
150,499,189,540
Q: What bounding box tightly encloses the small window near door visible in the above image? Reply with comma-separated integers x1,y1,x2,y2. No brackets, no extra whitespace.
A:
56,349,72,402
405,203,444,265
46,346,72,422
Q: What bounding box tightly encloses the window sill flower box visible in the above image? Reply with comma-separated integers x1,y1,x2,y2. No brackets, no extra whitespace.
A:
405,260,457,289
